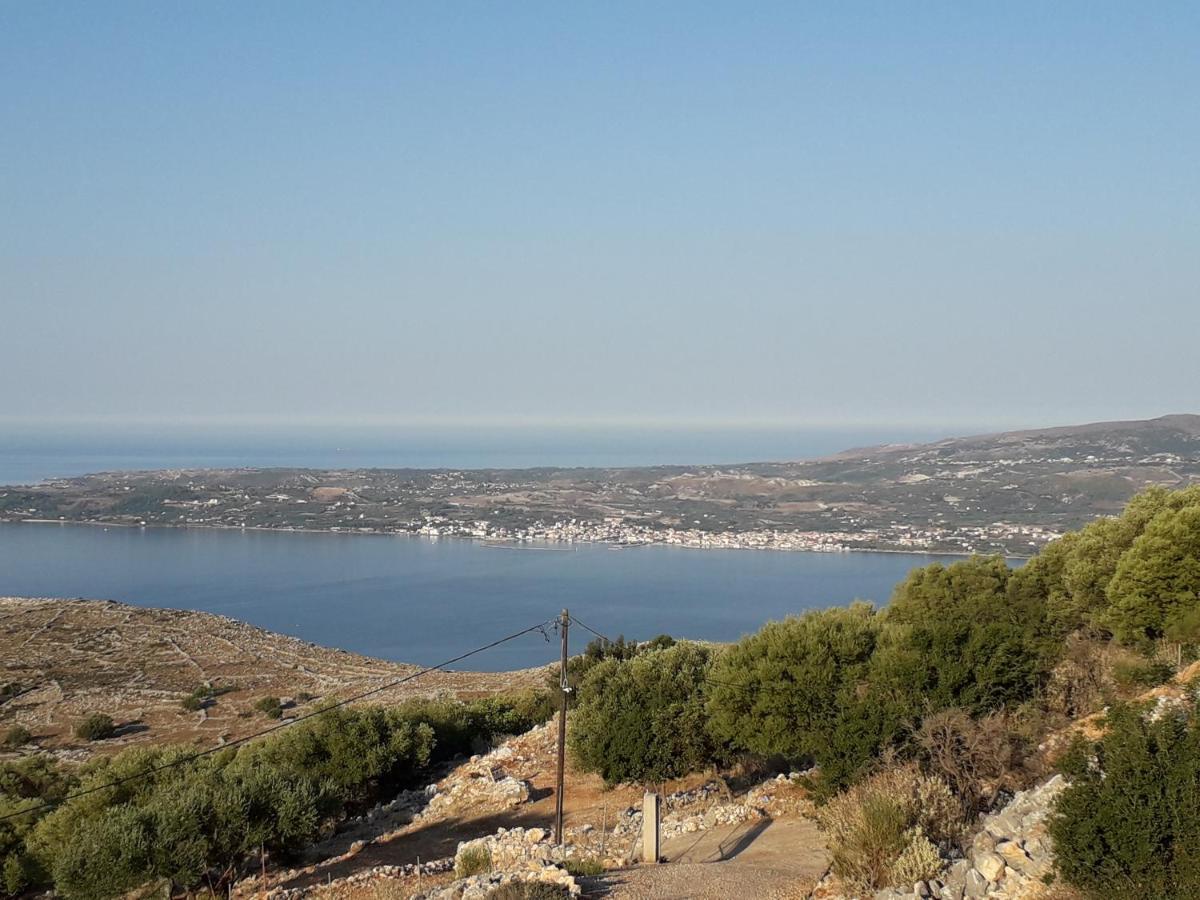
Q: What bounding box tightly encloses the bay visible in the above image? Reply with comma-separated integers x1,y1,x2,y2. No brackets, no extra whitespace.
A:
0,522,964,670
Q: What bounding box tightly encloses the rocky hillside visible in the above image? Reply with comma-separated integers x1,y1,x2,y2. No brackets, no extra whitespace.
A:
0,596,546,757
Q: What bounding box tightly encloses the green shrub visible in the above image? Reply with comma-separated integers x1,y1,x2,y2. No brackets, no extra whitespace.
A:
1011,485,1200,641
251,704,434,805
562,856,604,877
706,603,885,792
1112,658,1175,690
569,641,716,785
178,695,203,712
1106,501,1200,646
502,689,557,727
74,715,116,742
392,695,548,760
871,556,1051,716
12,696,538,899
3,850,30,896
253,697,283,719
554,634,667,705
1050,703,1200,899
2,727,31,750
455,845,492,878
0,755,73,805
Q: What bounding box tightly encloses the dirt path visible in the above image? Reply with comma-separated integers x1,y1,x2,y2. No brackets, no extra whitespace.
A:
271,724,652,891
596,818,829,900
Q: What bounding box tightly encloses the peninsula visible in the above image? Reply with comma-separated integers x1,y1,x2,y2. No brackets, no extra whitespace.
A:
3,414,1198,556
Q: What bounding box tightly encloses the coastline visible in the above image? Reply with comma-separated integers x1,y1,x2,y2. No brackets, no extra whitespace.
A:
3,517,1032,560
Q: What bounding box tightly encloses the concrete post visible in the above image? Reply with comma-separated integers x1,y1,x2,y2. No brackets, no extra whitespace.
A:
642,791,661,864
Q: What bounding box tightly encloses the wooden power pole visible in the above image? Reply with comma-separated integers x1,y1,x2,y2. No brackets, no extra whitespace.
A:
554,608,569,844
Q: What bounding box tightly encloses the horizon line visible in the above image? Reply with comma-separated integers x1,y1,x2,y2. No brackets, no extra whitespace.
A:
0,411,1187,433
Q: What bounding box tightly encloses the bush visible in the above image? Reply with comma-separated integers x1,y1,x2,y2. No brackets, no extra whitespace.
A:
569,641,716,785
455,845,492,878
503,689,557,727
179,695,203,712
562,856,604,876
1012,485,1200,641
3,851,31,896
1112,658,1175,690
706,603,885,792
1106,501,1200,646
1043,635,1117,720
2,727,31,750
247,704,436,810
554,634,672,705
253,697,283,719
14,695,540,899
890,829,942,886
74,715,116,742
1036,486,1192,636
915,708,1028,817
1050,703,1200,899
392,695,550,760
815,763,960,893
871,556,1051,717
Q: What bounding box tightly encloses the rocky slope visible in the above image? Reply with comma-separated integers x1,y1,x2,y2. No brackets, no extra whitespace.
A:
0,596,546,756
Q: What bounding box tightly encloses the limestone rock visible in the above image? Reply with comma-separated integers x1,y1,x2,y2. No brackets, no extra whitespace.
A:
963,867,989,898
974,852,1006,883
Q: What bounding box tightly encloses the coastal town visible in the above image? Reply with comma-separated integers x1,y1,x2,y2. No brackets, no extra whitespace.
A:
3,415,1196,557
410,516,1062,557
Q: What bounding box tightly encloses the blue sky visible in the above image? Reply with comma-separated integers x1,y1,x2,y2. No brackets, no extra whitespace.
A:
2,2,1197,428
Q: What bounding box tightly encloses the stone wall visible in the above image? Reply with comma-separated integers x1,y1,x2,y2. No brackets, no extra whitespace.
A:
408,828,582,899
872,775,1067,900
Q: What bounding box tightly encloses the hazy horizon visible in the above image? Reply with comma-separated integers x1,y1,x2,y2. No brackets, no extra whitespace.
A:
4,3,1198,426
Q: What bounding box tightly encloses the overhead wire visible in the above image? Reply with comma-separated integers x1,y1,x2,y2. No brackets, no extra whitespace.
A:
0,616,558,823
567,615,616,646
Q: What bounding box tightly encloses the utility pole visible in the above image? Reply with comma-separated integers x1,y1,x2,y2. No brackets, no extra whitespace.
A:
555,607,569,845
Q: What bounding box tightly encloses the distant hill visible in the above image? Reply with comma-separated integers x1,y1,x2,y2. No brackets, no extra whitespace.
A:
830,413,1200,463
2,414,1198,556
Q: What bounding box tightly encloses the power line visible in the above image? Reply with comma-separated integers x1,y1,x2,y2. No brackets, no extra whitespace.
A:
0,617,558,824
567,615,615,646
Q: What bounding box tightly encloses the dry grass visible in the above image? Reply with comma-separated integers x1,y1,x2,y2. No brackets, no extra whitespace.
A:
0,596,548,756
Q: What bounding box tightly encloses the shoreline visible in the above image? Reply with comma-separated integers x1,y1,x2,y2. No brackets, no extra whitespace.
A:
1,517,1032,560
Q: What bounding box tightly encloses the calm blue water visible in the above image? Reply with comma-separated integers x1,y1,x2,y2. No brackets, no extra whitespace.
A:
0,523,962,670
0,423,958,485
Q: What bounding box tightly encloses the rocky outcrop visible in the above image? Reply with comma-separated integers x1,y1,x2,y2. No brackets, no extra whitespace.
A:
409,828,582,899
414,871,572,900
873,775,1067,900
263,859,454,900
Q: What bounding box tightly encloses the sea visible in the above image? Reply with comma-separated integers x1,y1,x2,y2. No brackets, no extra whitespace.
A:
0,423,973,669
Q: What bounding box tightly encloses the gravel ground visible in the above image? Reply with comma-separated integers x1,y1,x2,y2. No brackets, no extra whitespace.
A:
595,818,829,899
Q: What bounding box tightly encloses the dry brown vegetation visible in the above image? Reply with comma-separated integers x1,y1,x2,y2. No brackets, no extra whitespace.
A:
0,596,547,758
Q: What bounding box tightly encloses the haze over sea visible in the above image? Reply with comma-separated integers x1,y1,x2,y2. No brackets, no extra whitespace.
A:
1,422,978,669
0,423,957,486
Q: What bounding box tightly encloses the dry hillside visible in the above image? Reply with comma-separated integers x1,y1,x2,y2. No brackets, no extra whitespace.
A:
0,596,546,758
